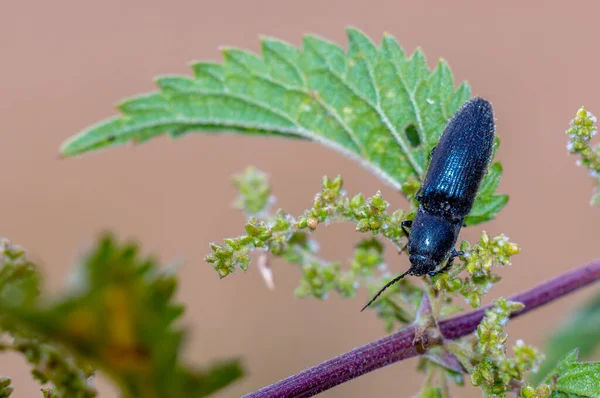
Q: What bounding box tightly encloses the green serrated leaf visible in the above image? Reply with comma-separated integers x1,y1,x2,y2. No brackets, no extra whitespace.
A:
465,162,509,226
534,292,600,385
553,362,600,397
0,235,243,398
541,349,580,386
61,28,507,221
540,350,600,397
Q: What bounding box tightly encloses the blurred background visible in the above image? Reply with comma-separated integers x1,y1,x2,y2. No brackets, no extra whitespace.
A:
2,1,600,396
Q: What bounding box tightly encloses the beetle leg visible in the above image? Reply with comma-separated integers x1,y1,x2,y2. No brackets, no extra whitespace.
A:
449,249,465,260
428,249,465,277
397,220,412,255
401,220,412,237
429,145,437,158
397,242,409,255
428,261,453,277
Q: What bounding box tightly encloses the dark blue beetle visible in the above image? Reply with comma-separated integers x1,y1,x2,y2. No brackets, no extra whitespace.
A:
362,97,495,310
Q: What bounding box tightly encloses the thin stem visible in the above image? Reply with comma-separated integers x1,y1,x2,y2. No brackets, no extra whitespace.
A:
244,258,600,398
440,369,451,398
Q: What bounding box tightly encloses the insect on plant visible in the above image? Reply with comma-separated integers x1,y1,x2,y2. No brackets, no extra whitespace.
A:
362,97,496,311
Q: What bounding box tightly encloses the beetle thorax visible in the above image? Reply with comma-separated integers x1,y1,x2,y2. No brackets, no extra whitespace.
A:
407,209,462,275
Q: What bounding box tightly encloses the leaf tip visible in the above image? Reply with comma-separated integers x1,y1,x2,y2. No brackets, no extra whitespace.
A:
436,58,450,69
259,35,278,51
345,26,365,37
59,137,78,158
218,45,235,58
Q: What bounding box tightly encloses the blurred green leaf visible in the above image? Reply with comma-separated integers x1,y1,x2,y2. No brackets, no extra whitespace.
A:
541,350,580,386
232,167,272,215
0,377,12,397
417,386,442,398
534,292,600,384
540,350,600,397
0,239,95,397
0,239,40,308
0,235,243,398
13,337,96,398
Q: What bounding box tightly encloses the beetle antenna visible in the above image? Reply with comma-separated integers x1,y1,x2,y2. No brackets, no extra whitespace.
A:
360,268,412,312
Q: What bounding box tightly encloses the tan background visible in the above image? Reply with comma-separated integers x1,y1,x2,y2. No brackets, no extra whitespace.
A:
2,1,600,397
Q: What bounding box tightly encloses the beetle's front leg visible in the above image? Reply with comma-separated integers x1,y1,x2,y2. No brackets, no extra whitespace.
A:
449,248,465,261
401,219,412,238
397,220,413,255
428,249,464,276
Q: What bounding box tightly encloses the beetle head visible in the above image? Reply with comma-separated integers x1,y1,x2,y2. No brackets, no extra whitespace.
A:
408,254,437,276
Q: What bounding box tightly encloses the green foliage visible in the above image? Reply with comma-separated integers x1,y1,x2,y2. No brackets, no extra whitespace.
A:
520,385,552,398
468,298,546,397
232,167,272,215
534,291,600,385
0,238,40,308
209,170,520,342
0,235,242,398
295,238,384,299
55,26,600,398
417,386,443,398
61,28,507,225
432,231,519,308
11,337,96,398
465,161,508,226
206,174,410,279
566,107,600,205
0,239,94,397
0,377,12,398
537,350,600,397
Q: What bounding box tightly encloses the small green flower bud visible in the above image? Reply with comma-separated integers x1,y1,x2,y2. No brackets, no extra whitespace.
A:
350,193,365,208
369,218,382,230
297,217,308,229
245,223,260,236
332,175,343,191
481,231,489,245
447,278,462,291
470,370,483,386
469,294,481,308
370,192,388,211
459,240,471,252
506,242,519,255
356,219,370,232
535,384,551,398
521,386,538,398
224,238,239,249
258,231,273,241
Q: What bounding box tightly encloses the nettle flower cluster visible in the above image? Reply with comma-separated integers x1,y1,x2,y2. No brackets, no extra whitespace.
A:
470,299,546,397
567,107,600,205
206,167,545,395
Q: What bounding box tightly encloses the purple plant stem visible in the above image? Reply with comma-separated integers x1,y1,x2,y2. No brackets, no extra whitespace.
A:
244,258,600,398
